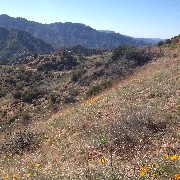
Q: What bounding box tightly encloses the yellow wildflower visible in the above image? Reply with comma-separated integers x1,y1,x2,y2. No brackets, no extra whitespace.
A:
140,171,146,177
164,154,169,159
35,163,40,167
100,157,105,164
9,154,13,157
171,154,178,160
26,173,31,177
3,174,9,179
3,155,7,159
150,174,156,177
173,174,180,180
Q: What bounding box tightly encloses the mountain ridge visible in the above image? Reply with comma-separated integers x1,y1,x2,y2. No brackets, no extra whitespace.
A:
0,14,160,49
0,26,54,62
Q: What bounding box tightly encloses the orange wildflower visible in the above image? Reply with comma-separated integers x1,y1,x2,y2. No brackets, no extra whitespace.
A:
140,171,146,177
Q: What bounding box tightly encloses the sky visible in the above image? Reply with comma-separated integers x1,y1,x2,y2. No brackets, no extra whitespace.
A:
0,0,180,39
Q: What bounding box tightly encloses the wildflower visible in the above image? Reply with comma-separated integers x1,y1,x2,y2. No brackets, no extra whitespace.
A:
100,157,105,164
35,163,40,167
171,154,178,160
173,174,180,180
164,154,169,159
140,171,146,177
3,174,9,179
3,155,7,159
138,165,150,171
26,173,31,177
9,153,13,157
12,174,19,179
150,174,156,177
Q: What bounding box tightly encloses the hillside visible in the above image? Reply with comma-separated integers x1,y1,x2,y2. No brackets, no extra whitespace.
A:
0,14,159,49
0,43,179,179
0,45,160,132
0,27,54,62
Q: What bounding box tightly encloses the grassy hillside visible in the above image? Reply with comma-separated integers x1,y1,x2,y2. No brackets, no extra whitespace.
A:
0,47,179,179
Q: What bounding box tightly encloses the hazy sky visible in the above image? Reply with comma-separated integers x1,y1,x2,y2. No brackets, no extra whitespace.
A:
0,0,179,39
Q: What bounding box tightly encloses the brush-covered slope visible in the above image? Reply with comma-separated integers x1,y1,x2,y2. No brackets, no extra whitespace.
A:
0,45,179,179
0,27,54,62
0,14,158,49
0,45,159,131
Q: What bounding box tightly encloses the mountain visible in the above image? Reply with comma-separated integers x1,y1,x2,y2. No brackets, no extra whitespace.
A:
138,38,162,44
98,30,116,34
0,27,54,62
0,14,159,49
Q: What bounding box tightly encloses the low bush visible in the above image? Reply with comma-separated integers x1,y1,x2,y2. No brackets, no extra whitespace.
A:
86,84,102,97
71,69,86,82
22,89,39,103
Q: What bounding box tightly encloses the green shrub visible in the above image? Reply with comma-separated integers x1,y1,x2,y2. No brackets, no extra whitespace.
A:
112,44,132,61
22,89,39,103
71,69,86,82
15,82,25,90
86,81,113,97
86,84,102,97
50,93,57,104
101,80,113,89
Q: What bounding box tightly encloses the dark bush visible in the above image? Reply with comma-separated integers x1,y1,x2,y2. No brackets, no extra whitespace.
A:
112,44,132,61
0,90,5,98
112,45,154,66
63,95,76,104
50,93,57,104
13,90,23,99
71,69,86,82
86,84,102,97
166,39,172,44
15,82,25,90
101,80,113,89
157,41,164,46
22,89,39,103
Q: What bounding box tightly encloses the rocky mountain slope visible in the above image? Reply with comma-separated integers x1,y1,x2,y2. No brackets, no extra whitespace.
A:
0,45,161,132
0,27,54,62
0,14,159,49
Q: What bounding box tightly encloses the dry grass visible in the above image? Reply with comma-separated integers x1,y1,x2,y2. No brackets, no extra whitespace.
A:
0,49,179,179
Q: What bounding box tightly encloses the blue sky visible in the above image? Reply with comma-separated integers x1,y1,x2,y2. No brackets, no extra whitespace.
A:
0,0,179,39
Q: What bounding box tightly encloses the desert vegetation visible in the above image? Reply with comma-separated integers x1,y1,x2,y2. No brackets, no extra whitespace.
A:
0,42,179,179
